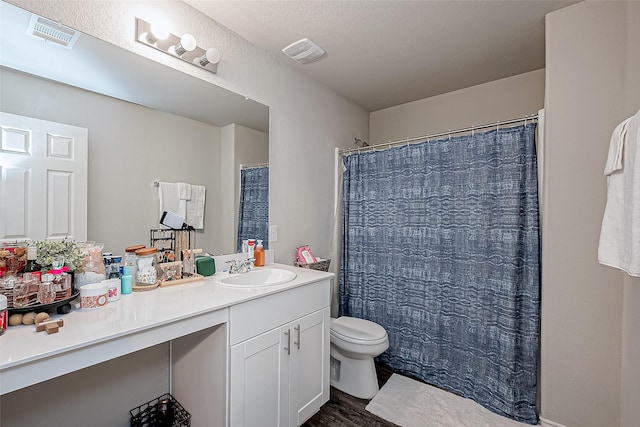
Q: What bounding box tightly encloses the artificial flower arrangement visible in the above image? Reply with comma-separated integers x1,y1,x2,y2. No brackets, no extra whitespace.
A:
35,238,85,272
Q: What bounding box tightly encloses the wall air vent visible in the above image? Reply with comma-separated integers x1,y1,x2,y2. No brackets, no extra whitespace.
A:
282,38,326,64
27,14,80,49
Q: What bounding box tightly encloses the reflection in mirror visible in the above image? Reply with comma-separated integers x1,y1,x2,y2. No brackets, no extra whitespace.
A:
237,164,269,252
0,2,269,256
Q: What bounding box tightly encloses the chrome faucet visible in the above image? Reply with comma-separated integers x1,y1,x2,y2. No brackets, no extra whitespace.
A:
225,260,239,274
238,259,255,273
226,259,255,274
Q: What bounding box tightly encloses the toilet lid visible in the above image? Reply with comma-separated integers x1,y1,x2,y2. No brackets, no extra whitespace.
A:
330,316,387,343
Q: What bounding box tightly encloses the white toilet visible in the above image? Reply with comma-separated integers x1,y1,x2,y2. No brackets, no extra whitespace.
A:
329,316,389,399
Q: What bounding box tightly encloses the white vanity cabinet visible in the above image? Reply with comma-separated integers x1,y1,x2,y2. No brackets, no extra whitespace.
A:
228,279,330,427
0,265,333,426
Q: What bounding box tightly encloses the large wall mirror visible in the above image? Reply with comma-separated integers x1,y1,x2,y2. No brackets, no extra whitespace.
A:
0,1,269,256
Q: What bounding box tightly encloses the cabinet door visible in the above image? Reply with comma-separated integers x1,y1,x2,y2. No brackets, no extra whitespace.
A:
289,307,330,426
230,327,290,427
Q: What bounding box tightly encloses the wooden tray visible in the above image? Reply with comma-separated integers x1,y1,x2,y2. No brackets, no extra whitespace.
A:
159,273,203,288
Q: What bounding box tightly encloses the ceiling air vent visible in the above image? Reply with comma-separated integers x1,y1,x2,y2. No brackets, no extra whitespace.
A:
27,14,80,49
282,38,325,64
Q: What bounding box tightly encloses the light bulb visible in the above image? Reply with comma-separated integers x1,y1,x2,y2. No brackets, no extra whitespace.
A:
144,22,170,44
195,47,221,67
170,33,196,56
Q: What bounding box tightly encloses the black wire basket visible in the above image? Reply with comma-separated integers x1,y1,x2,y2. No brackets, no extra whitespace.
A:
130,393,191,427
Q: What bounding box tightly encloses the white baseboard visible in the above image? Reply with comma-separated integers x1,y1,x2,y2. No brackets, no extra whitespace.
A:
539,417,569,427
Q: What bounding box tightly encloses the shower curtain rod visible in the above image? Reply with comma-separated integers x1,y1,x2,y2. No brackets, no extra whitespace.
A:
241,162,269,170
340,113,538,156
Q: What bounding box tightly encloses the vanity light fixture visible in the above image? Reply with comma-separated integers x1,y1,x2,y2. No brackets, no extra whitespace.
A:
135,18,220,74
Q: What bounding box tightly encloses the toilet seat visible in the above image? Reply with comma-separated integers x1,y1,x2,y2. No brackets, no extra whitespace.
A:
330,316,388,345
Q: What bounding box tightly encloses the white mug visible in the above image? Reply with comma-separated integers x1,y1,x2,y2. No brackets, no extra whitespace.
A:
104,278,121,302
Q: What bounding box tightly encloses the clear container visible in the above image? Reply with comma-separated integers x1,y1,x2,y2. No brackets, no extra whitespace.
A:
37,274,56,304
13,273,38,308
135,247,159,286
124,245,145,285
49,269,71,300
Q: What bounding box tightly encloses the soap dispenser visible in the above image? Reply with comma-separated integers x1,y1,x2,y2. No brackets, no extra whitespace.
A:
254,240,265,267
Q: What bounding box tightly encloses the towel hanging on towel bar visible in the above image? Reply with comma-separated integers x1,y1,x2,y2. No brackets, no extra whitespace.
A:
157,181,206,230
598,109,640,277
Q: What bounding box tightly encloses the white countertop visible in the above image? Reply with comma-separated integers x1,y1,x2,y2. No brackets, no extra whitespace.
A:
0,263,333,395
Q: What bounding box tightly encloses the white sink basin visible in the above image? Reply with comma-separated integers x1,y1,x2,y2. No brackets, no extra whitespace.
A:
217,268,297,287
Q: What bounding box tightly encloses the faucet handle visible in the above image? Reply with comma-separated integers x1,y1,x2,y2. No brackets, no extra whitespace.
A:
226,260,239,273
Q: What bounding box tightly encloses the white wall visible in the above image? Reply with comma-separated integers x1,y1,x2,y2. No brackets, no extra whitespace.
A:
543,2,640,426
370,69,544,144
6,0,370,264
0,68,223,255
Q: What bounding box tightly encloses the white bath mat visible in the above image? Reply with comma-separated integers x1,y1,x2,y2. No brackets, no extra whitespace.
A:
365,374,532,427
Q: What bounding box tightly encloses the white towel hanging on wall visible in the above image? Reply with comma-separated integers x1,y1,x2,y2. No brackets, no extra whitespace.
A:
186,185,206,230
598,109,640,277
158,182,187,220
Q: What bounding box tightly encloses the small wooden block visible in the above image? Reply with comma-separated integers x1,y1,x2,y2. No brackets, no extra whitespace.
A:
36,318,64,334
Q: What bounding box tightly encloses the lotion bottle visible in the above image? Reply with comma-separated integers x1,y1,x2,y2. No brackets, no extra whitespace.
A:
121,266,133,295
254,240,265,267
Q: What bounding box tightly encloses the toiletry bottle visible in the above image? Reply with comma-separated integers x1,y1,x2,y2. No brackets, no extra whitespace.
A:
121,266,133,295
0,294,7,335
24,246,42,282
247,239,255,259
254,240,265,267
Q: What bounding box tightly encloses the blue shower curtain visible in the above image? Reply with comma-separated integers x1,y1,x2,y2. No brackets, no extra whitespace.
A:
339,124,540,424
237,166,269,252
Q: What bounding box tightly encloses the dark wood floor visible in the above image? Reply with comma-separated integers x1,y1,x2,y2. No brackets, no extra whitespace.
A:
303,364,399,427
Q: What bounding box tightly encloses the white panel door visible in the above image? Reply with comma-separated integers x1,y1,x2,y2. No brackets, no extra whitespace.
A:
0,112,87,243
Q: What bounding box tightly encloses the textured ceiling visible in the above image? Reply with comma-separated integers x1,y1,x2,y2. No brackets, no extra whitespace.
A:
185,0,578,112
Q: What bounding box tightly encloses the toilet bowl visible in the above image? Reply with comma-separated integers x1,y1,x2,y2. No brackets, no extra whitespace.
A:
329,316,389,399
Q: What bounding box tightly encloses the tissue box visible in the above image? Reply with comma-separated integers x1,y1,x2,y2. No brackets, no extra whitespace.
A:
195,257,216,276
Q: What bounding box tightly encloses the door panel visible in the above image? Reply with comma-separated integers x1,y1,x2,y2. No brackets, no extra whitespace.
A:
230,326,289,427
0,112,87,243
290,308,330,426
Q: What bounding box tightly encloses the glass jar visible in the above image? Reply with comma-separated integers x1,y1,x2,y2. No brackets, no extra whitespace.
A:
124,245,145,285
48,269,71,300
38,274,56,304
135,247,159,286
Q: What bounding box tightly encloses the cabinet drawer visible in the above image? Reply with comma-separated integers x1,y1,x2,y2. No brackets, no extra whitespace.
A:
230,279,330,345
